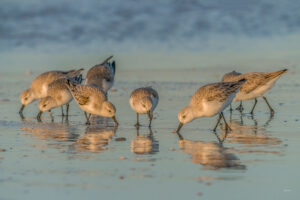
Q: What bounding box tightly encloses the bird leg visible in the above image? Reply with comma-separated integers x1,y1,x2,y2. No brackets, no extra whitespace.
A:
136,125,140,136
66,103,69,116
213,114,222,132
61,106,65,117
37,111,43,122
84,112,91,125
66,104,69,121
48,110,54,122
250,98,258,115
236,101,244,112
263,96,274,114
135,113,140,127
148,111,153,127
221,112,231,131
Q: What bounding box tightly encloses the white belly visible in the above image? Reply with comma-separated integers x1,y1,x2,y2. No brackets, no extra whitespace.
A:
129,98,145,114
58,91,73,106
202,93,235,117
202,101,225,117
235,77,279,101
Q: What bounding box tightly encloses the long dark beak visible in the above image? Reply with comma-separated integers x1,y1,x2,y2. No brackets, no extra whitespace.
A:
37,111,43,122
176,122,184,133
19,105,25,115
112,116,118,127
19,105,25,120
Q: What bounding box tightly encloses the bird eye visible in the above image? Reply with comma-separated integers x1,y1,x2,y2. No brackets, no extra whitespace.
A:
24,97,28,101
182,115,186,119
43,104,47,107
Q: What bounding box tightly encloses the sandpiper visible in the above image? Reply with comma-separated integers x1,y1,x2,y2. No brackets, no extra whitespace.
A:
224,69,288,114
19,69,84,118
37,77,82,121
129,87,159,127
175,79,246,133
85,55,116,93
65,79,118,126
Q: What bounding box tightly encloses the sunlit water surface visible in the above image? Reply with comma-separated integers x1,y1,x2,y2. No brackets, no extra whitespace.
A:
0,68,298,200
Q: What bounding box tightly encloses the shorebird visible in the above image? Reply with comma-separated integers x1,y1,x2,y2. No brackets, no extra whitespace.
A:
37,77,82,121
221,70,243,111
129,87,159,127
175,79,246,133
19,69,84,118
85,55,116,93
65,79,118,126
223,69,288,114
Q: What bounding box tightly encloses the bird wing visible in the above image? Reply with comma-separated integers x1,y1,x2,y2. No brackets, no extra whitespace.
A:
191,81,245,105
239,73,267,93
86,66,113,81
70,85,106,106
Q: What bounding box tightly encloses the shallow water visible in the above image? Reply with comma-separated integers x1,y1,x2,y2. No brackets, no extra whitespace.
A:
0,68,298,200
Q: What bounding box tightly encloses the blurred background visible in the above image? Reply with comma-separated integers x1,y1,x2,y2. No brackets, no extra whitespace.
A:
0,0,299,72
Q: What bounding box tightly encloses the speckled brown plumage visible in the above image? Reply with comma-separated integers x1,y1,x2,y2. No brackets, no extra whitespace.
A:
130,87,159,104
226,69,288,94
190,79,246,106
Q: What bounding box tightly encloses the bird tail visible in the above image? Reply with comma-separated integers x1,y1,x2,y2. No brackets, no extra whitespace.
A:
65,79,78,92
100,55,113,65
266,69,288,80
111,61,116,75
65,68,84,83
65,68,84,77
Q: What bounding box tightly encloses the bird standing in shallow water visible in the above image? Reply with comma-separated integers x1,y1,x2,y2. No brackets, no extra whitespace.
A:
65,79,118,126
129,87,159,127
175,79,246,133
37,77,82,122
84,55,116,120
223,69,288,115
19,69,84,118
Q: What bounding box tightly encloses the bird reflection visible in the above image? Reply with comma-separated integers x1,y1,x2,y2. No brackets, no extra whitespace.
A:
21,121,79,142
87,115,117,127
130,127,159,155
74,125,116,153
221,115,281,147
176,132,245,170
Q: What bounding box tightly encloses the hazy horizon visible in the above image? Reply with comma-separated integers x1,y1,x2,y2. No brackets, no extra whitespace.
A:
0,0,299,72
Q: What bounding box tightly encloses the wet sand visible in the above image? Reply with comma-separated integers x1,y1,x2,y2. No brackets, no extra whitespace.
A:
0,68,298,200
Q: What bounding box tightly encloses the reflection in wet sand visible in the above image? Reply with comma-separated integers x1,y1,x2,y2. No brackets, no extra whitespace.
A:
177,133,245,170
221,119,282,150
21,121,79,151
130,127,159,155
74,126,116,153
21,121,79,142
87,115,117,127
